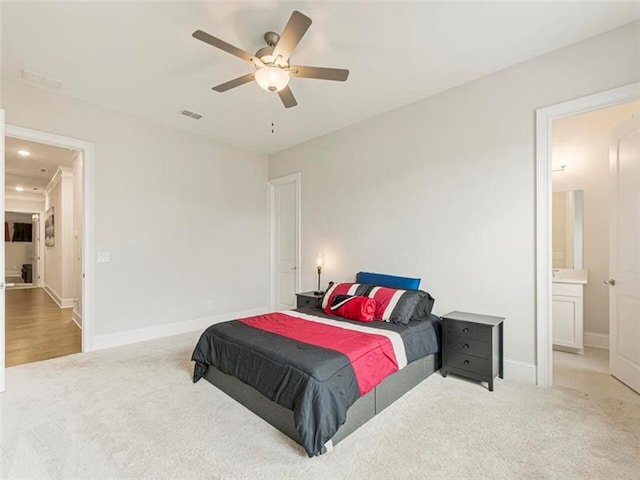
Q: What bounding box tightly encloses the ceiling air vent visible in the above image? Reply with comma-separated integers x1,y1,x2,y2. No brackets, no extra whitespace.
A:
180,109,203,120
21,69,62,89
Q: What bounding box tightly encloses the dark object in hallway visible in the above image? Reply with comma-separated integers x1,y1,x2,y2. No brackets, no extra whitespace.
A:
22,264,33,283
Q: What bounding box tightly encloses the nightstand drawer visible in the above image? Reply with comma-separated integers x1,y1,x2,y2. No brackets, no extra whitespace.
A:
446,351,490,376
445,320,490,341
446,335,489,359
297,296,318,308
296,292,323,309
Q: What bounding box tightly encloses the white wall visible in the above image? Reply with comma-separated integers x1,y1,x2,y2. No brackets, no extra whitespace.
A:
552,101,639,336
2,76,269,338
43,177,62,296
44,167,74,304
5,194,44,213
268,22,640,381
4,211,33,276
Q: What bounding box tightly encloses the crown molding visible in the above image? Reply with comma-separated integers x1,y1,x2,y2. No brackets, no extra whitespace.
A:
44,166,73,196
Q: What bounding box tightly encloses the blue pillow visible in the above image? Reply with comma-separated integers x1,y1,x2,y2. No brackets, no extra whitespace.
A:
355,272,421,290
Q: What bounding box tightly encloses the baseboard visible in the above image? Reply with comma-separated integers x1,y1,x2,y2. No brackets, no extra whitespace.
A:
43,283,75,309
72,308,82,329
584,332,609,350
91,306,269,351
504,358,536,384
5,270,20,277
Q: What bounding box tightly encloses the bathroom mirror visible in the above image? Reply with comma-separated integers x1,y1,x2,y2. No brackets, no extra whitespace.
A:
552,190,584,269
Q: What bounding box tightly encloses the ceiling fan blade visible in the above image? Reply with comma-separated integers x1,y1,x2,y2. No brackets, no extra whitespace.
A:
212,73,255,92
193,30,255,63
272,11,312,62
288,65,349,82
277,86,298,108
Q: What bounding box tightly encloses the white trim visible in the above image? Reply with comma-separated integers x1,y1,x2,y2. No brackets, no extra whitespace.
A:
5,270,20,277
268,173,301,311
43,166,73,196
535,82,640,387
584,332,610,350
5,124,95,354
504,358,537,384
43,282,75,308
92,306,268,351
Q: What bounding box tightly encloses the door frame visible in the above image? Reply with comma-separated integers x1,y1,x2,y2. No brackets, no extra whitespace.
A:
535,82,639,387
3,207,45,287
268,173,301,311
3,124,96,356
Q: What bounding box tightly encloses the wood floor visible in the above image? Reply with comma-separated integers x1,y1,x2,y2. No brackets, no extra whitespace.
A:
5,288,80,367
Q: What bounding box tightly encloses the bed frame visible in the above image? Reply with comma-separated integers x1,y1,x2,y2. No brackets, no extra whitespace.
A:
203,352,441,454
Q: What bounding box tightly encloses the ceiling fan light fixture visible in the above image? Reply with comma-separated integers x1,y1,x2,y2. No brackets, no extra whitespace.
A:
255,66,289,92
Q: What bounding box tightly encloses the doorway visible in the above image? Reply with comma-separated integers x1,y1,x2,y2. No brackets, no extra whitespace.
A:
536,83,640,392
550,101,639,401
5,211,40,289
268,173,301,311
4,136,82,366
0,123,95,392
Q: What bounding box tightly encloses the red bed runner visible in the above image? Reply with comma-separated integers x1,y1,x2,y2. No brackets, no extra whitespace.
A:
239,312,399,395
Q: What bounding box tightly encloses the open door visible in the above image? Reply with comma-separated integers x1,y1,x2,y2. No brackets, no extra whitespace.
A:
1,109,6,392
608,115,640,393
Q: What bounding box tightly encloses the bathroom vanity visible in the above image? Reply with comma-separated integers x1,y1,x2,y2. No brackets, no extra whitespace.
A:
552,269,588,354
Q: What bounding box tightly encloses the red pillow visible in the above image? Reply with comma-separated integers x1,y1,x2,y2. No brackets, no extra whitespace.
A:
325,295,377,322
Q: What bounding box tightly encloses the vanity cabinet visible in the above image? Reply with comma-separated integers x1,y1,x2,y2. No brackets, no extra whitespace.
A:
552,282,584,354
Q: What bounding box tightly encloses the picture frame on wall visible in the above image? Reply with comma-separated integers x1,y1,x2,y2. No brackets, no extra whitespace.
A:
45,207,55,247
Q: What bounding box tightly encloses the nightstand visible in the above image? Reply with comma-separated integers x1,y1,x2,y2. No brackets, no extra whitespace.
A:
296,291,324,309
441,311,504,391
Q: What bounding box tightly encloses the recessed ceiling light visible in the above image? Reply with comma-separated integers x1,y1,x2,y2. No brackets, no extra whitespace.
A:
17,149,31,157
15,186,24,192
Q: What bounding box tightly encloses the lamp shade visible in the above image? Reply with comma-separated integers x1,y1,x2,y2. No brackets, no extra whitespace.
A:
255,66,290,92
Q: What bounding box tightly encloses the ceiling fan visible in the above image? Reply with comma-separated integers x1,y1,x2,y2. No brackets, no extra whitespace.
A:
192,10,349,108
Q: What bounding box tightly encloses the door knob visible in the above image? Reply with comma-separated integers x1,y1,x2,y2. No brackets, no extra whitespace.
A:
604,279,616,286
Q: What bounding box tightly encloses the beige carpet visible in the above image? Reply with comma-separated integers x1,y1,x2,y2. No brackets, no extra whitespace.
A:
1,332,638,480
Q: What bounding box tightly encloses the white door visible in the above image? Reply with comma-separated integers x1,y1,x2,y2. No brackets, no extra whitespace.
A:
609,115,640,393
270,175,300,311
1,109,6,392
31,213,40,286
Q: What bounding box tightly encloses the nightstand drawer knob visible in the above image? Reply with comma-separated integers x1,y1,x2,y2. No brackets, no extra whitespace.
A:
463,360,470,365
462,327,470,333
463,344,469,349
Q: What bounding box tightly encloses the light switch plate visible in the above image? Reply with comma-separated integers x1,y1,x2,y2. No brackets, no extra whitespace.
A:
97,251,110,263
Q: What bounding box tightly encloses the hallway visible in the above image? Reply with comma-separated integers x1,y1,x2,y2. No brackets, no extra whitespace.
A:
5,288,80,367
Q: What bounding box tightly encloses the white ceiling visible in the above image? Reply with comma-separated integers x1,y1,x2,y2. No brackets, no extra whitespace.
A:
5,137,77,194
2,2,638,155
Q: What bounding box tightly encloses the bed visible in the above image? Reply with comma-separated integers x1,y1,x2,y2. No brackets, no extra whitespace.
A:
192,273,441,456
